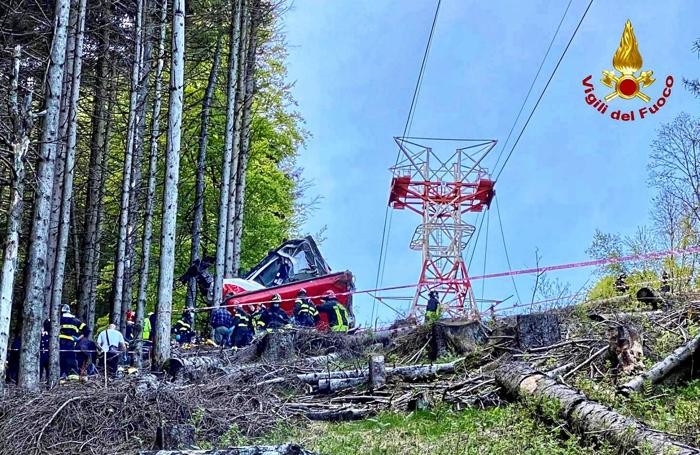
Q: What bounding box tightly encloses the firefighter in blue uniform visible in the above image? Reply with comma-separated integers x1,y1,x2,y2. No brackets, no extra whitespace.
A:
172,309,195,344
231,306,254,347
59,304,89,379
263,294,291,330
293,289,319,327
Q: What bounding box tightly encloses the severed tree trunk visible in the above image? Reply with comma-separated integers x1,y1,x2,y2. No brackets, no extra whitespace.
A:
607,324,644,375
139,444,318,455
225,0,248,276
19,0,71,391
187,36,223,309
48,0,87,386
135,0,167,368
495,362,697,454
153,0,185,369
619,332,700,395
79,0,112,328
0,46,33,385
231,0,261,275
112,0,145,328
214,0,242,302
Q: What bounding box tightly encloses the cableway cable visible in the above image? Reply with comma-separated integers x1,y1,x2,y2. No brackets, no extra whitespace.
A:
371,0,442,323
492,0,574,172
494,0,594,182
494,195,522,304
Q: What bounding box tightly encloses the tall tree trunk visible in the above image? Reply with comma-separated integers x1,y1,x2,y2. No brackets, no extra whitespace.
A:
79,0,112,327
225,0,248,277
112,0,145,328
187,36,223,309
153,0,185,369
232,1,261,275
122,3,154,333
44,0,79,319
213,0,242,304
135,0,167,367
0,46,33,385
48,0,87,387
19,0,71,392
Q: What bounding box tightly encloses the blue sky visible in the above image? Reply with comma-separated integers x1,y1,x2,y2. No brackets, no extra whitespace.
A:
281,0,700,326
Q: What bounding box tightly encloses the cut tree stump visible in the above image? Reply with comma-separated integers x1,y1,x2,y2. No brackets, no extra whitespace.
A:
368,355,385,390
619,332,700,395
139,443,318,455
515,313,560,349
495,362,697,454
430,320,487,359
155,424,196,450
636,287,664,310
259,331,296,362
607,325,644,374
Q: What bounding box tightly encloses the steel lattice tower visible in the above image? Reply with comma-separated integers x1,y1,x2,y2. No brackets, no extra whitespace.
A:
388,137,496,319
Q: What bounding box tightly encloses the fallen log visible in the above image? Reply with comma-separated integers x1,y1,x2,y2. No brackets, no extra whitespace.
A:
318,376,367,393
588,310,663,322
619,333,700,395
139,443,318,455
300,359,461,386
495,362,697,455
304,407,372,421
167,356,226,378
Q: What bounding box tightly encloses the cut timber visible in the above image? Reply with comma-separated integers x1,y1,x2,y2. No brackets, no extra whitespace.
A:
515,313,560,349
430,320,487,359
607,325,644,374
368,355,386,390
301,359,461,384
495,362,697,454
168,356,225,379
318,376,366,393
139,444,318,455
619,333,700,395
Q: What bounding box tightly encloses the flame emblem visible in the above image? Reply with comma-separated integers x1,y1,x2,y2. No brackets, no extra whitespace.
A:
601,20,655,102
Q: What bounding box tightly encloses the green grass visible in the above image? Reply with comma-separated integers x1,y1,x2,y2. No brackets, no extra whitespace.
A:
227,405,615,455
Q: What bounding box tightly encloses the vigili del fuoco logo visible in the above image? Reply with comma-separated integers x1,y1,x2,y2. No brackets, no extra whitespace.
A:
582,20,673,121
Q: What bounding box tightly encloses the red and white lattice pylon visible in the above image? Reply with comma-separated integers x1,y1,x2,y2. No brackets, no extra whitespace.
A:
388,137,497,320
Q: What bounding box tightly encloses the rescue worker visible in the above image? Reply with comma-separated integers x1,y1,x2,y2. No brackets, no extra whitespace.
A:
6,334,21,383
425,290,441,323
59,304,89,379
251,305,267,334
97,324,127,376
125,310,136,341
172,309,195,344
210,304,235,346
317,290,350,332
143,311,156,342
263,294,291,330
614,273,629,294
231,307,254,347
660,270,671,293
293,289,319,327
77,335,98,376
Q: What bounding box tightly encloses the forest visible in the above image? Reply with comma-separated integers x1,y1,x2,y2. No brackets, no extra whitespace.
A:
0,0,307,391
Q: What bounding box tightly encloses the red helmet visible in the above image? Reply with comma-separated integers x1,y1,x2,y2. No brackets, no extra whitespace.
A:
323,290,336,300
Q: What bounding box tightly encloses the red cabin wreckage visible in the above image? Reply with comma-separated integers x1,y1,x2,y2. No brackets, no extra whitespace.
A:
220,237,355,329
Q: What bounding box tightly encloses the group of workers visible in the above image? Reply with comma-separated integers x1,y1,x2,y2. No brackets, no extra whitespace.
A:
209,288,350,348
5,288,352,383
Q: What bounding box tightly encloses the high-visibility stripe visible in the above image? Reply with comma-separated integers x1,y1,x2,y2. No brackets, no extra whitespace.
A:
61,324,79,332
59,335,76,341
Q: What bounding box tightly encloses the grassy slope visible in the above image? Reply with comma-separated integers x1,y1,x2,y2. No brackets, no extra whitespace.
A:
221,405,616,455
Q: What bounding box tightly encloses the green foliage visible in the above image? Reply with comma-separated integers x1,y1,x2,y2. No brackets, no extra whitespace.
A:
586,276,617,301
236,406,615,455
